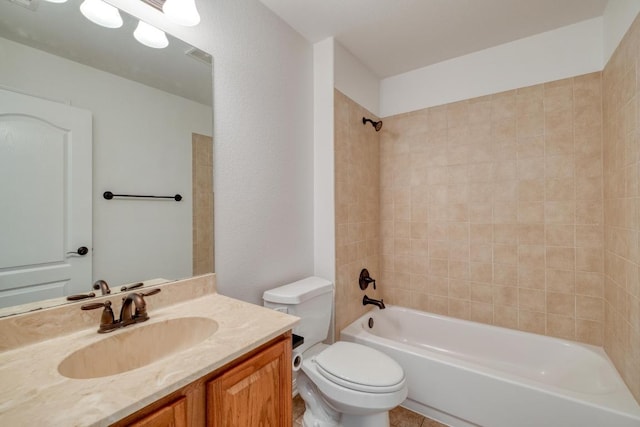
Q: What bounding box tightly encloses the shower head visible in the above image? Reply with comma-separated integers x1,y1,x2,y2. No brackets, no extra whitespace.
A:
362,117,383,132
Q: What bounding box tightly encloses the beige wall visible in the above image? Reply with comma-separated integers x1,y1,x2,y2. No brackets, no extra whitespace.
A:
334,90,383,339
603,13,640,402
379,73,604,345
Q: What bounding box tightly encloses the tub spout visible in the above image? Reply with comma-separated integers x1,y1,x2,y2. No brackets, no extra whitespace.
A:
363,295,385,309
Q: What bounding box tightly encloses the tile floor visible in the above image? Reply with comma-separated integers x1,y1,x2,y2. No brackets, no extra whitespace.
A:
292,395,448,427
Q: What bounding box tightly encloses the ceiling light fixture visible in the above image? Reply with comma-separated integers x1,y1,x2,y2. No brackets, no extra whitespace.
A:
162,0,200,27
134,20,169,49
42,0,69,3
80,0,123,29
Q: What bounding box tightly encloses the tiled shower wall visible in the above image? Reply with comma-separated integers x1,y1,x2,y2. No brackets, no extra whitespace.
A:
603,13,640,401
333,13,640,405
378,73,604,345
334,90,382,339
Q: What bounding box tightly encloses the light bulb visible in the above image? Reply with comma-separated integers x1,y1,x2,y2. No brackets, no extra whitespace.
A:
162,0,200,27
134,21,169,49
80,0,123,29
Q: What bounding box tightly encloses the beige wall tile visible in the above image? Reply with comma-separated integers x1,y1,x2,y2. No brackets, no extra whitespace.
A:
518,245,545,270
547,292,575,316
547,269,575,293
518,179,545,201
519,310,546,334
546,247,576,271
518,266,546,290
494,305,518,328
547,314,576,340
470,282,493,303
519,288,546,311
494,285,517,306
334,90,382,339
602,14,640,402
576,318,603,346
518,201,544,223
546,155,575,178
545,201,576,224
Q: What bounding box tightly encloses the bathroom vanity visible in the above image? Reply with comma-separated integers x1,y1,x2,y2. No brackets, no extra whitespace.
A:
113,334,291,426
0,274,298,426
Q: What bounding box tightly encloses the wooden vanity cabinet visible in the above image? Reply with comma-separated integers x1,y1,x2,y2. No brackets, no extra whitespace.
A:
112,333,292,427
128,397,187,427
207,335,291,426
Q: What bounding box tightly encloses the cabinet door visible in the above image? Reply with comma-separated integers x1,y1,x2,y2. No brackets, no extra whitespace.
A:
129,397,187,427
208,339,292,427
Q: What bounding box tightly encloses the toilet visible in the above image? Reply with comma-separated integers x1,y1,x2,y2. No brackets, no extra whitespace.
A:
263,277,408,427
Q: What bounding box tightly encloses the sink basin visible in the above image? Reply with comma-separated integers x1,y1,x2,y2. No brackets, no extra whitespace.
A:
58,316,218,379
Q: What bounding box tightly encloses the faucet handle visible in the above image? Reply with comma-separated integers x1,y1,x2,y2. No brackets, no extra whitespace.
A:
81,301,109,310
139,288,161,297
359,269,376,290
81,300,117,333
134,289,160,318
120,282,143,292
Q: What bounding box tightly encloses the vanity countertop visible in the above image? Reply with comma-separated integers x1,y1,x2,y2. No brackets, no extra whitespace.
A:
0,278,298,426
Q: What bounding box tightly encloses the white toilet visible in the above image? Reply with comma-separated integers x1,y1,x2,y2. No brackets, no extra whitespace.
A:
263,277,408,427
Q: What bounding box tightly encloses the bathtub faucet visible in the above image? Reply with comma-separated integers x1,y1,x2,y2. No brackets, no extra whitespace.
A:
363,295,385,309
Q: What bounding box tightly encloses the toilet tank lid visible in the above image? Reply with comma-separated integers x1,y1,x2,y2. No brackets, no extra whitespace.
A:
263,277,333,304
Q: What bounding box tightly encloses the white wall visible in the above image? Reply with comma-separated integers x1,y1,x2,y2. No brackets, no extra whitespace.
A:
334,41,380,117
380,17,603,117
313,38,335,283
603,0,640,64
0,36,212,286
109,0,315,304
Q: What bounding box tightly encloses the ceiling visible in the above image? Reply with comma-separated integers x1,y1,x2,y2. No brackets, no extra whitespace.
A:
259,0,609,78
0,0,212,105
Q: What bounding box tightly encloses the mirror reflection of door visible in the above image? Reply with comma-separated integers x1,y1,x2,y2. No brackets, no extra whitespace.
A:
0,88,92,308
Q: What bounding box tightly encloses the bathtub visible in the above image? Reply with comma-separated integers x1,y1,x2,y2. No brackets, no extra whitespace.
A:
341,306,640,427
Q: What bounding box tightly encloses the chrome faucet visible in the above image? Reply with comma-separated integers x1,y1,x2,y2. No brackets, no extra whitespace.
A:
81,288,161,333
363,295,385,309
93,279,111,295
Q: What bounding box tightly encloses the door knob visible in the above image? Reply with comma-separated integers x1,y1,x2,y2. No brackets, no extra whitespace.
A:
67,246,89,256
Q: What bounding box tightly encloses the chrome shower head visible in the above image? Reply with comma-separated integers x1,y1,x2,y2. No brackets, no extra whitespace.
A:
362,117,383,132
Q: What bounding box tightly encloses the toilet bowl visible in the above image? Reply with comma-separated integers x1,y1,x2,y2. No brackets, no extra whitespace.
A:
263,277,408,427
299,342,407,426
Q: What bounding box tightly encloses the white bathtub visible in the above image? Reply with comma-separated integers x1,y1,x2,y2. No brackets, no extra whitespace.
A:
341,306,640,427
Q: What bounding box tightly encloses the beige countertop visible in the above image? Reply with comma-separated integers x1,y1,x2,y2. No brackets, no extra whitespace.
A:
0,275,298,426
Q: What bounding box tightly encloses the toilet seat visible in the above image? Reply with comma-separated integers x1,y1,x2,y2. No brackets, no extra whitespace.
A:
313,342,405,393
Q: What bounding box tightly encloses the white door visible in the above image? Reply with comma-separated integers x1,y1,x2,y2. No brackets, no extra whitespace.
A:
0,88,92,308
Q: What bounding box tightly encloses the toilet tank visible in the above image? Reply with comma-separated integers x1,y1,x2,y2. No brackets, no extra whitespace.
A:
263,277,333,352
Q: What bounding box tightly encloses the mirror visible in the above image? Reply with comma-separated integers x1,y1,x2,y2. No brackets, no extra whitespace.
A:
0,0,213,314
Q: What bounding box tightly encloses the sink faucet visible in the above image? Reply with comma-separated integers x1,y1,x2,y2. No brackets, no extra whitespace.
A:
119,288,161,326
119,293,148,326
363,295,385,309
93,280,111,295
81,288,161,333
